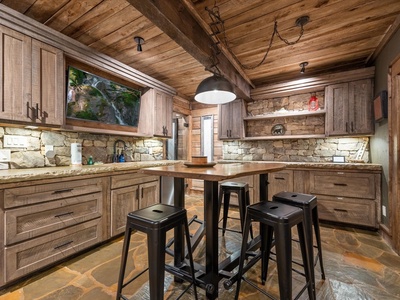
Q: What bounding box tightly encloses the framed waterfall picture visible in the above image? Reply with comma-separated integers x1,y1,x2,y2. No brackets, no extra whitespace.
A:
66,64,142,132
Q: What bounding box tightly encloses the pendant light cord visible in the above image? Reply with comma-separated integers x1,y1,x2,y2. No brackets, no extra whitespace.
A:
205,2,307,70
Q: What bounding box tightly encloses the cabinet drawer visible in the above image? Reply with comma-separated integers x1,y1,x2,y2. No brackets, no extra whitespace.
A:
5,192,102,245
4,178,104,208
5,218,102,282
268,170,293,199
111,173,159,189
317,195,376,227
310,171,375,199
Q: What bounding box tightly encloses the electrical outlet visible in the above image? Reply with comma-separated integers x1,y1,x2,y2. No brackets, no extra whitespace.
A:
382,205,387,217
0,149,11,162
3,135,28,148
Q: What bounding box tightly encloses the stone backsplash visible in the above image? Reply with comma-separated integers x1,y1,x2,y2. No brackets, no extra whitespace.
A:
0,127,164,169
223,137,370,162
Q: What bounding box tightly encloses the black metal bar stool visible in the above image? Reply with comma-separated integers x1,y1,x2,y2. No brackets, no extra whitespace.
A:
272,191,326,293
234,201,315,300
116,204,198,300
218,182,253,238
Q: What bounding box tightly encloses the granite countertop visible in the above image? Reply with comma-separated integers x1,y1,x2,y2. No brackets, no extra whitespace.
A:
0,159,382,185
0,160,181,184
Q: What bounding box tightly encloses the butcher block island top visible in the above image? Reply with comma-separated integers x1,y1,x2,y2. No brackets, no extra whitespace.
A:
139,162,286,181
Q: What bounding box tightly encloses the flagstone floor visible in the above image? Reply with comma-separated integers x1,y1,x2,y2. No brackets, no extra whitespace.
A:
1,195,400,300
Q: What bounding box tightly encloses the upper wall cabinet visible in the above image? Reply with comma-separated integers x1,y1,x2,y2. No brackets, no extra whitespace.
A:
218,99,245,140
325,79,374,136
138,88,173,138
0,25,64,126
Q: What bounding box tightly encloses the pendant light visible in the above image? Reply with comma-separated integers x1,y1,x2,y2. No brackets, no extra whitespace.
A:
194,73,236,104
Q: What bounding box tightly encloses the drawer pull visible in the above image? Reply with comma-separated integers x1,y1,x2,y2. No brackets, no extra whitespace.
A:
334,208,348,213
54,240,73,250
54,211,74,218
274,177,285,180
52,188,73,194
333,183,347,186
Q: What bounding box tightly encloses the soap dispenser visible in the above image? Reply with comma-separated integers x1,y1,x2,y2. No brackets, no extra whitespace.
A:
118,150,125,163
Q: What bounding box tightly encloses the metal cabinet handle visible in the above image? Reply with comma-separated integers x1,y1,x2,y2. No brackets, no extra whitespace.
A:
229,130,232,137
274,177,285,180
345,122,348,132
52,188,74,194
351,121,354,132
333,183,347,186
54,240,73,250
54,211,74,218
333,208,348,213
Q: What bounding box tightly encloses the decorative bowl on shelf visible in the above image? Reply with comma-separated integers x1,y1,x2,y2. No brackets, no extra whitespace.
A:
271,124,285,135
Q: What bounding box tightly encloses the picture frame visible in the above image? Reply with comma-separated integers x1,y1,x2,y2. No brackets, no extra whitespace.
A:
374,90,388,122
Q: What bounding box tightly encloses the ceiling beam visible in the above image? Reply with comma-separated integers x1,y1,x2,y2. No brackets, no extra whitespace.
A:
126,0,251,100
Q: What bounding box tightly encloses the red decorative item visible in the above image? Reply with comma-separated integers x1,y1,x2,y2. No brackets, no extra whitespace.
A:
308,95,319,111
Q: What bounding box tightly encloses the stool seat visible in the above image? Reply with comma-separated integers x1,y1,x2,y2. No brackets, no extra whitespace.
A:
116,204,198,300
273,191,326,286
218,181,253,238
234,201,315,300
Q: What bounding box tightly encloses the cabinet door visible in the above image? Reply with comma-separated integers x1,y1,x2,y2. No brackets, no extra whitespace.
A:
32,40,64,126
154,91,173,137
111,186,139,236
0,25,32,122
326,83,349,136
139,181,160,209
268,170,293,199
218,99,244,140
349,79,373,135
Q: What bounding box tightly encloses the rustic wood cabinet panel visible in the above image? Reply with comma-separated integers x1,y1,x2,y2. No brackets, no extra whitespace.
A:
138,88,173,137
0,25,64,126
326,79,373,136
218,99,245,140
110,172,159,236
317,195,375,227
1,176,107,286
309,170,380,228
5,193,102,245
5,218,102,282
267,170,294,199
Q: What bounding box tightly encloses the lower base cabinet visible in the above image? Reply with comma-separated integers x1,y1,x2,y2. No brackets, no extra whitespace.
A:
110,172,159,236
0,171,160,287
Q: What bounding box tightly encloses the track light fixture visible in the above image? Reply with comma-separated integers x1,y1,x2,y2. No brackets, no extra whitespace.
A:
134,36,144,52
300,62,308,74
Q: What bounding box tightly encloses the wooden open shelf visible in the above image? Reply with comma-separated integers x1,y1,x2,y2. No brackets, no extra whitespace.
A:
243,134,326,140
243,110,326,121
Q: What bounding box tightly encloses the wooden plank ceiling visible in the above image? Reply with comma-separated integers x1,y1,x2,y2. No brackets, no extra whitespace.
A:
1,0,400,101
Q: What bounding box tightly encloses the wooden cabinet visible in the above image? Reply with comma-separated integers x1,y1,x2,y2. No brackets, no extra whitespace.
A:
267,170,293,199
1,177,107,285
0,25,64,126
218,99,245,140
309,170,380,228
138,88,173,137
110,172,159,236
325,79,374,136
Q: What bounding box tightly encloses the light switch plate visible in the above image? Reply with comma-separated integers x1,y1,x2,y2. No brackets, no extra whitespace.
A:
0,149,11,162
3,135,28,148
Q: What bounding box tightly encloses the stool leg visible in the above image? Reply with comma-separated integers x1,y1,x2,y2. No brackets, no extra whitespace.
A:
184,220,198,300
297,222,315,300
234,214,252,300
261,225,273,284
245,189,254,239
303,207,316,295
147,229,166,300
116,226,133,300
275,224,293,300
222,191,230,236
313,206,326,280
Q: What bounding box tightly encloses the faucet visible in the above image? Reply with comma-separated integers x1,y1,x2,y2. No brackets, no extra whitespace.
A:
113,139,126,162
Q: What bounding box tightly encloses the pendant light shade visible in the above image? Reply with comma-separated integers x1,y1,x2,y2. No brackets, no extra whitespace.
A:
194,74,236,105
